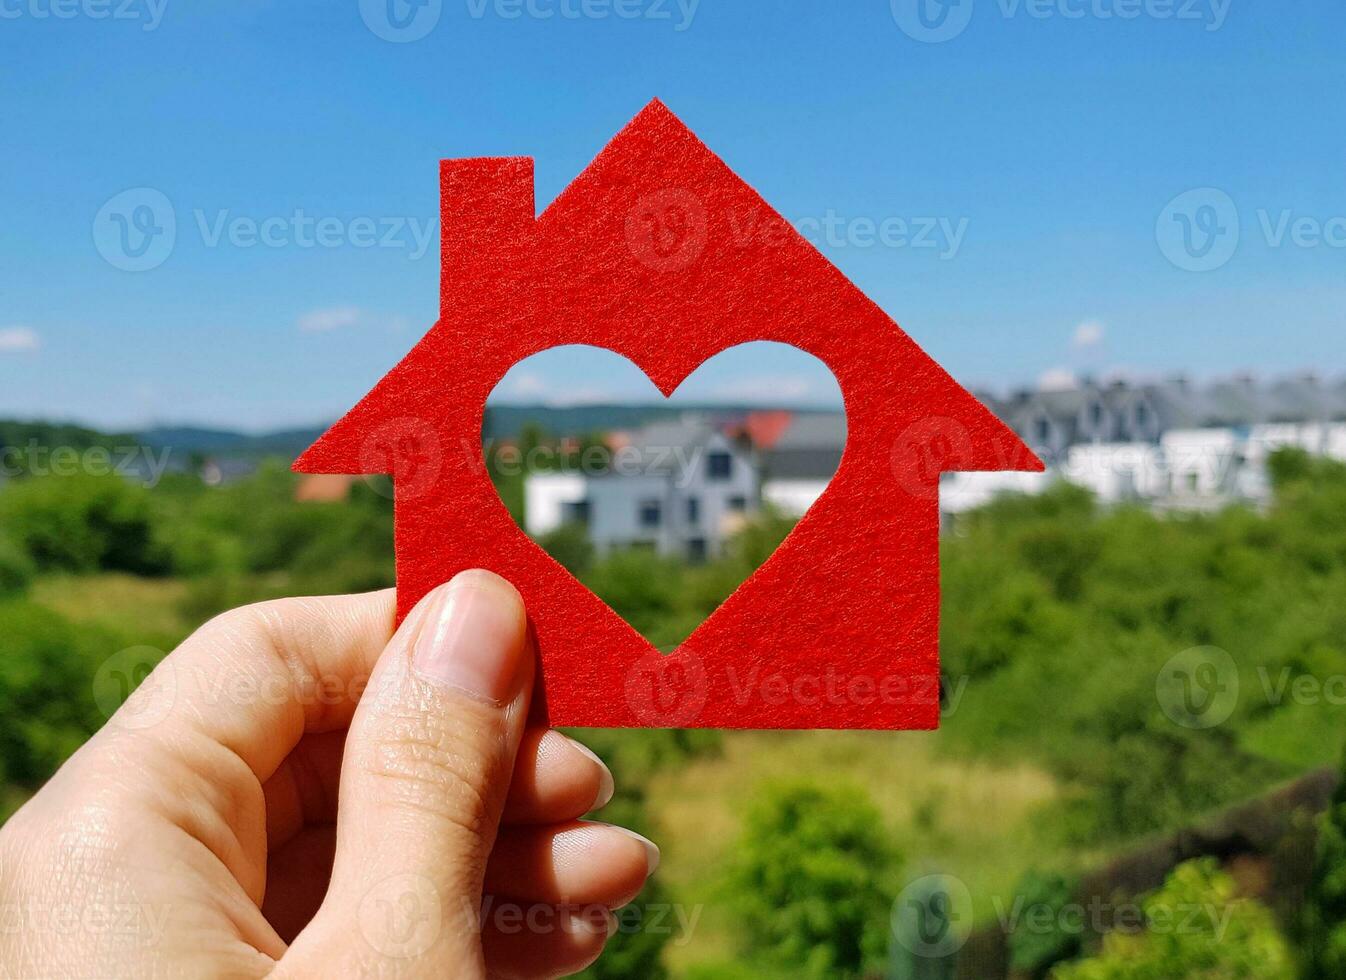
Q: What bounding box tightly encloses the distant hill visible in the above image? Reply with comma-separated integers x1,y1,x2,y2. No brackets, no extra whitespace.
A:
2,404,843,461
0,419,137,451
136,426,326,458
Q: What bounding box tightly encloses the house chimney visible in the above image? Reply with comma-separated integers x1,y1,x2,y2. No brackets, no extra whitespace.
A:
439,157,535,307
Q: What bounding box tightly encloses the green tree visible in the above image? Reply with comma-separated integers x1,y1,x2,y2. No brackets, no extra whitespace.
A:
0,473,166,574
725,780,898,979
537,522,594,576
0,534,35,597
1300,744,1346,978
1051,859,1294,980
0,601,116,806
1006,872,1083,978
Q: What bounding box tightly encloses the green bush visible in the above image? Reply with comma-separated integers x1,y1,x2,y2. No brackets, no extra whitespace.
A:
1300,743,1346,978
1051,859,1294,980
1007,871,1083,977
0,474,167,574
0,601,118,799
0,534,35,597
537,522,595,576
724,780,898,979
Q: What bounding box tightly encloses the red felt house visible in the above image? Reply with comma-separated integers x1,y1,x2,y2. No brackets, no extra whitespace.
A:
295,100,1041,731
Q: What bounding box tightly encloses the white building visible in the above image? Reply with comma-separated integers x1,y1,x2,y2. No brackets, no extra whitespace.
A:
1063,443,1167,504
939,470,1056,516
523,417,757,562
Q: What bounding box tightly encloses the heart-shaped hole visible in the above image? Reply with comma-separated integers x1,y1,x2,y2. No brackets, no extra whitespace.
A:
483,343,845,650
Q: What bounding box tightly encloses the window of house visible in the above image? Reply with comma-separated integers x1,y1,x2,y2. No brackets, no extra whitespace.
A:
1089,401,1103,429
560,500,590,525
1035,417,1051,444
1135,402,1149,429
686,497,700,524
686,538,707,563
638,499,662,528
728,495,747,512
707,451,733,480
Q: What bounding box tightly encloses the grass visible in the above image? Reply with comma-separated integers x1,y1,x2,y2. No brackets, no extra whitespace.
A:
643,729,1079,974
31,573,194,649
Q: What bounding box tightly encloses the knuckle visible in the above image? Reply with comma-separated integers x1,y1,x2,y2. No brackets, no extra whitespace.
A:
356,703,506,837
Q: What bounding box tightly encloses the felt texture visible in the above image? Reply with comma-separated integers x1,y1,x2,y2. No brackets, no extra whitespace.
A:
294,100,1042,730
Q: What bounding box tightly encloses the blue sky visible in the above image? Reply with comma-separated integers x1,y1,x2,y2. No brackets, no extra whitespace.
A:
2,0,1343,430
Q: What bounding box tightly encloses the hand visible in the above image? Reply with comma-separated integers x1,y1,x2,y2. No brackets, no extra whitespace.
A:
0,570,656,978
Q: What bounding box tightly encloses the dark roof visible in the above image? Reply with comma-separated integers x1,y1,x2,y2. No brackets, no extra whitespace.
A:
763,447,843,481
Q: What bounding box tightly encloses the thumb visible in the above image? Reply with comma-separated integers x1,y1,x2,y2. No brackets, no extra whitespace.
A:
279,569,534,977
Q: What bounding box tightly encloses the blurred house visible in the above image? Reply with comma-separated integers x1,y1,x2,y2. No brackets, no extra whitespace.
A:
525,415,758,562
524,372,1345,546
200,456,259,487
295,473,357,502
758,412,846,516
955,372,1346,515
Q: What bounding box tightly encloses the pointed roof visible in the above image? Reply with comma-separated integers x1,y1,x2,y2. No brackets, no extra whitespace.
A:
297,101,1039,483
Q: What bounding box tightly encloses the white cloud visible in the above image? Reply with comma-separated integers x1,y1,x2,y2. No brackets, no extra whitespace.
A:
507,372,550,399
1038,368,1078,391
0,326,40,353
711,374,834,403
297,306,363,333
1071,320,1106,350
